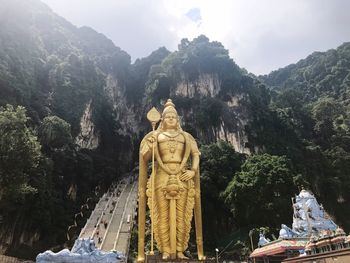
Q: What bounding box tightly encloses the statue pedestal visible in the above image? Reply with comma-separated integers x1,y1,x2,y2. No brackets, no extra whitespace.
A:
145,254,215,263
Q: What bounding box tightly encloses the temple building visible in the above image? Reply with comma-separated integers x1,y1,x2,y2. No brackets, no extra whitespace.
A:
250,189,350,263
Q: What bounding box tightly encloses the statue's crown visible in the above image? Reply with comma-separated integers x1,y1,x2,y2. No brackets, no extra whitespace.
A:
162,99,177,116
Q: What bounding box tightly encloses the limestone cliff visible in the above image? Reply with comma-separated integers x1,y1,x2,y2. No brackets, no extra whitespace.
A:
175,73,221,97
104,74,139,136
75,101,99,149
173,75,251,154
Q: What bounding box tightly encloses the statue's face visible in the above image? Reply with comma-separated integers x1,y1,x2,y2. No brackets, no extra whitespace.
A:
163,112,178,130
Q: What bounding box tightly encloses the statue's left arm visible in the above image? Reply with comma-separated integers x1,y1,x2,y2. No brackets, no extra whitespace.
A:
180,133,200,181
184,133,205,260
189,133,200,169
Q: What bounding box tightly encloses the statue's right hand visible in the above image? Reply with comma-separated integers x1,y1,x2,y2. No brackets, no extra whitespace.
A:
140,135,155,159
140,142,150,157
147,135,156,143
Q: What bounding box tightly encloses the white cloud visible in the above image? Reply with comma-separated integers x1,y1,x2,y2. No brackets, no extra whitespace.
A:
41,0,350,74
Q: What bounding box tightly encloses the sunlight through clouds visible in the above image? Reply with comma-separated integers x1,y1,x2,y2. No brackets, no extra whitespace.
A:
41,0,350,74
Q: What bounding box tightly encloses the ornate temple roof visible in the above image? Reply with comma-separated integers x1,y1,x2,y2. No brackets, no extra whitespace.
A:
250,189,343,261
250,239,308,258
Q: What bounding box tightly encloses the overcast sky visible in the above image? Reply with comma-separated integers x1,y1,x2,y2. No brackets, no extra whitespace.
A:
40,0,350,75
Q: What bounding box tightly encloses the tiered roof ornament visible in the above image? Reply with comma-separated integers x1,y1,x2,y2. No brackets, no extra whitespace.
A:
279,189,337,239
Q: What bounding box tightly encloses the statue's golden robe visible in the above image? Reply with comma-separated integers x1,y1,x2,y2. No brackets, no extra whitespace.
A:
138,99,204,261
138,130,204,260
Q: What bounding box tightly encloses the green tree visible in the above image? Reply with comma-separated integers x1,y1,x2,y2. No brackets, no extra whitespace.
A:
162,35,241,89
200,141,244,248
39,115,72,150
223,154,297,228
0,105,40,202
311,97,342,146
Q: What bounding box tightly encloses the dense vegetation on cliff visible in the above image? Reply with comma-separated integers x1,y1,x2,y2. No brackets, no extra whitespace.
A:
260,43,350,234
0,0,134,257
0,0,349,260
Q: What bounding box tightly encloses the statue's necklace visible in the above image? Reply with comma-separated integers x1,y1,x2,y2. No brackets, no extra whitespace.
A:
168,138,177,154
163,132,180,155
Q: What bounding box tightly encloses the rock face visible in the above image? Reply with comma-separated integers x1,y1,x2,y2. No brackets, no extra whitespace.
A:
0,215,40,254
219,95,250,154
75,100,99,149
216,120,250,154
36,238,124,263
104,74,139,136
170,73,252,154
175,73,221,97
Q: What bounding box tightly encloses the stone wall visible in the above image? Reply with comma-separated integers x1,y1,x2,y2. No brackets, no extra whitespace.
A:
0,255,34,263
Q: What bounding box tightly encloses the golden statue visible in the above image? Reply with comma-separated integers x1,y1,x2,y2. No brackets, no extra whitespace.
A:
138,99,205,261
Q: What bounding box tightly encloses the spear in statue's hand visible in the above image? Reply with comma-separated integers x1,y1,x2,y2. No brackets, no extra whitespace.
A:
146,107,161,255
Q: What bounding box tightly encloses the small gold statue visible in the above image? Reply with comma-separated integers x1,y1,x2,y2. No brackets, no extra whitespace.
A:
138,99,205,261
